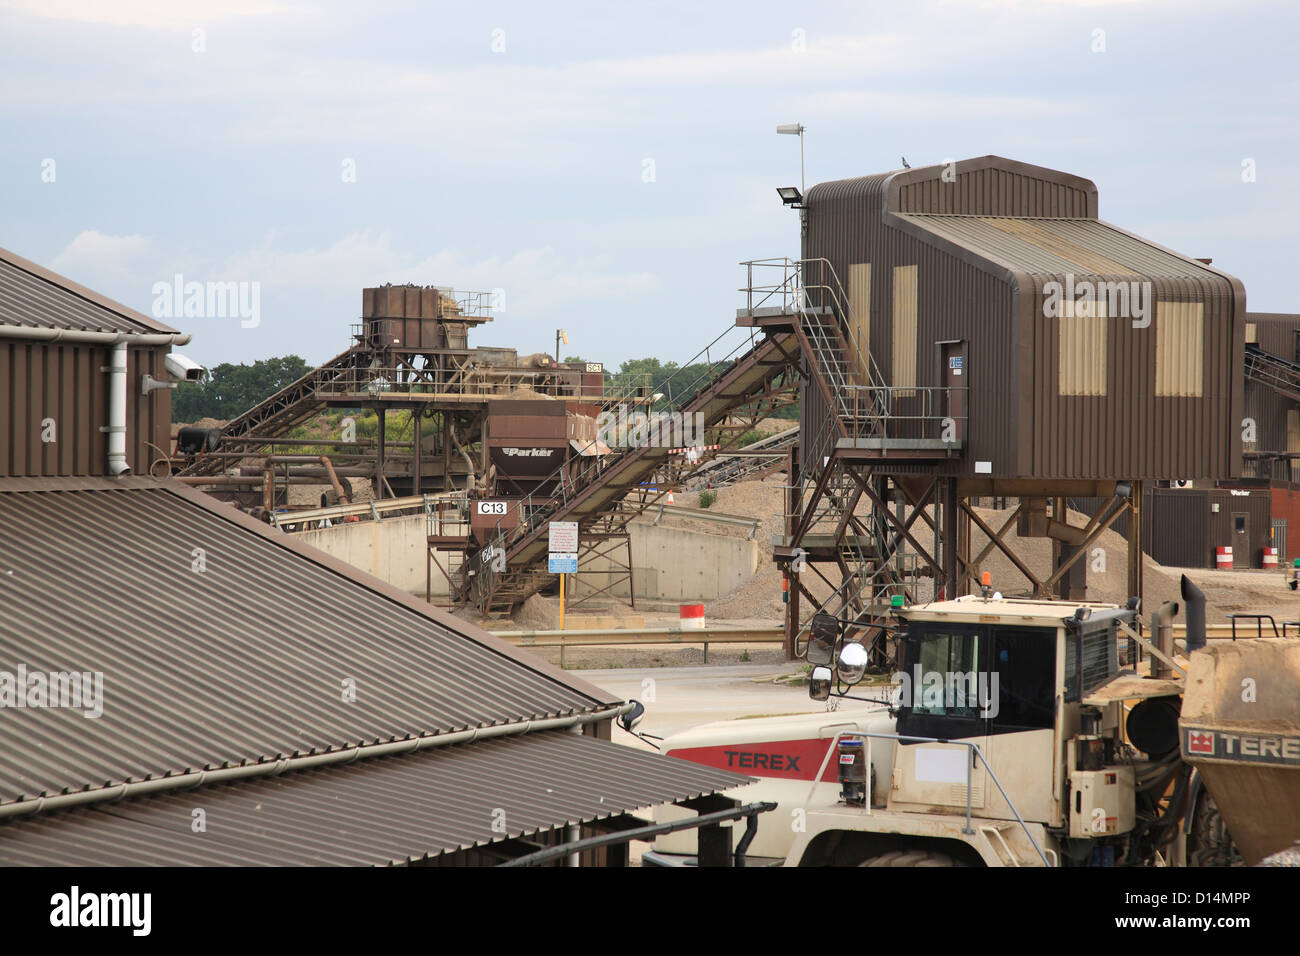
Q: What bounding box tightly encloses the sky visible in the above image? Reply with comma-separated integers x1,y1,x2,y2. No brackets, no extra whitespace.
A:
1,0,1296,371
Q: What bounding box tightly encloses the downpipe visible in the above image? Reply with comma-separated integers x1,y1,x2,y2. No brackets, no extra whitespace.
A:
106,341,130,476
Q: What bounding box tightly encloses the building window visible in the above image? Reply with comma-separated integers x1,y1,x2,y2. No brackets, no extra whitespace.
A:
1058,298,1108,396
892,265,917,397
1155,301,1204,397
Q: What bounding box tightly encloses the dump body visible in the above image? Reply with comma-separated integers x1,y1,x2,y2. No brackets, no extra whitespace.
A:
1180,638,1300,864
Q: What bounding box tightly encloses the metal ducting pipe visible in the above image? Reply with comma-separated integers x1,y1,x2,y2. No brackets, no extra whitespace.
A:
1151,601,1179,680
1181,574,1207,652
317,455,351,506
106,340,130,476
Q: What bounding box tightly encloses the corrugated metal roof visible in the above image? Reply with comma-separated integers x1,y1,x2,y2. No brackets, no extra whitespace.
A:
0,730,751,865
0,477,619,807
897,214,1220,281
0,246,177,335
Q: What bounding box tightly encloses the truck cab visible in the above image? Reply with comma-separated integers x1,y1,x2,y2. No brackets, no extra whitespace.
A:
788,595,1152,866
655,592,1203,866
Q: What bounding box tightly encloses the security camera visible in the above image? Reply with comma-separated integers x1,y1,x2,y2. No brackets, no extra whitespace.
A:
165,352,206,382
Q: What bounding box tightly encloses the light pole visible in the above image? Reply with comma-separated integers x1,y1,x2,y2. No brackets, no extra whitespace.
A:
555,328,568,362
776,123,805,196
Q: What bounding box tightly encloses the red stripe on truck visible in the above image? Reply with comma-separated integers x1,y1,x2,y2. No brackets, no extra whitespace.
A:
668,738,841,782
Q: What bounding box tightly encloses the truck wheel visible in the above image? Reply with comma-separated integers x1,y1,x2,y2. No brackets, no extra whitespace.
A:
859,849,967,867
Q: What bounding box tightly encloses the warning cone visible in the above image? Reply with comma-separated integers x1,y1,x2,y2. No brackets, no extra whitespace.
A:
666,491,675,505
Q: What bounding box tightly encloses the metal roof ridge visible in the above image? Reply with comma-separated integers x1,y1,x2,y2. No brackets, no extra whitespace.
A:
0,244,181,336
0,704,634,821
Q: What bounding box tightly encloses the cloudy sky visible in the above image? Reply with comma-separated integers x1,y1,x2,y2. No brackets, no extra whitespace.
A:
1,0,1295,370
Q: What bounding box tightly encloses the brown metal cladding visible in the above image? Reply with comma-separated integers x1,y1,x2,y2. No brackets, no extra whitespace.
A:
890,157,1096,218
0,731,750,866
803,167,1024,474
802,156,1245,482
1248,312,1300,361
0,247,177,335
1243,313,1300,469
0,477,625,807
0,341,171,477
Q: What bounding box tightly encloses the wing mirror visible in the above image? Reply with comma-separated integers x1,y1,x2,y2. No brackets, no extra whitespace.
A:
809,666,833,701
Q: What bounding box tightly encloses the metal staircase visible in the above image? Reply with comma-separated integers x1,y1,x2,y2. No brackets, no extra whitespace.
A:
739,259,942,647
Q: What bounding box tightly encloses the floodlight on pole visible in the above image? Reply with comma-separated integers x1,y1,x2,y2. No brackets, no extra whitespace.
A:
555,328,568,361
776,123,806,196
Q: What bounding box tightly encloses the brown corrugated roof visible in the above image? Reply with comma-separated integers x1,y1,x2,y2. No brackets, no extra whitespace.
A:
897,214,1221,282
0,731,749,866
0,477,619,808
0,245,178,335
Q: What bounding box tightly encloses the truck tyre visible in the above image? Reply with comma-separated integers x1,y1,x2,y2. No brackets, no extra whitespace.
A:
859,849,967,867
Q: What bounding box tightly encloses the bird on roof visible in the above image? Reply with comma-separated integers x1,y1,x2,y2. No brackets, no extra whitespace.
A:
901,156,911,168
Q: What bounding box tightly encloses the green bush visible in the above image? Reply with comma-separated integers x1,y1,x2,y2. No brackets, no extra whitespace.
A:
699,490,717,509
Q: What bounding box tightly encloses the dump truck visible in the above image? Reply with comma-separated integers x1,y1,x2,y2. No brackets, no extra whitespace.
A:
647,576,1298,867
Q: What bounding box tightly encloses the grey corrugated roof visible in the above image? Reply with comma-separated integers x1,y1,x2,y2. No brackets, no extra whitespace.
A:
0,477,617,808
898,214,1220,281
0,246,177,334
0,731,749,866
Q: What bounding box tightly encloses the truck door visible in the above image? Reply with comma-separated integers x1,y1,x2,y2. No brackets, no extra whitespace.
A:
979,626,1059,824
892,623,988,810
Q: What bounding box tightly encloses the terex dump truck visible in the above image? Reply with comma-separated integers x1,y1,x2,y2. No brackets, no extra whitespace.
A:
650,589,1240,867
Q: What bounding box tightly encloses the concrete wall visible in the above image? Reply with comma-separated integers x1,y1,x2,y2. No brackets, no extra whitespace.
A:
292,514,759,602
569,521,759,603
295,514,447,596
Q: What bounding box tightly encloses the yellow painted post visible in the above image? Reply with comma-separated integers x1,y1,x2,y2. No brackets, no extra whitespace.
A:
559,573,566,667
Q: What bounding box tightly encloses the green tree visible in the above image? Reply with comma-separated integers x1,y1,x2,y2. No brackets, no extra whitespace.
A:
173,355,314,422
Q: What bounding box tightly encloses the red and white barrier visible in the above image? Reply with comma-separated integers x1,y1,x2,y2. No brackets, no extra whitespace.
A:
680,603,706,630
1263,547,1278,570
1215,546,1233,570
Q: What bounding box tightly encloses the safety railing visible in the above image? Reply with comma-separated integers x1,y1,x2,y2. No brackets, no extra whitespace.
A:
804,730,1052,866
845,385,968,444
315,361,650,405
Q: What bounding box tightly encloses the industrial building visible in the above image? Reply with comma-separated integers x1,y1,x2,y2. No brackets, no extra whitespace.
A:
743,155,1258,650
0,248,754,866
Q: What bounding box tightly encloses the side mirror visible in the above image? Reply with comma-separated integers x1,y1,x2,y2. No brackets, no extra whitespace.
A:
807,612,840,666
618,700,646,733
809,666,833,701
838,641,869,685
